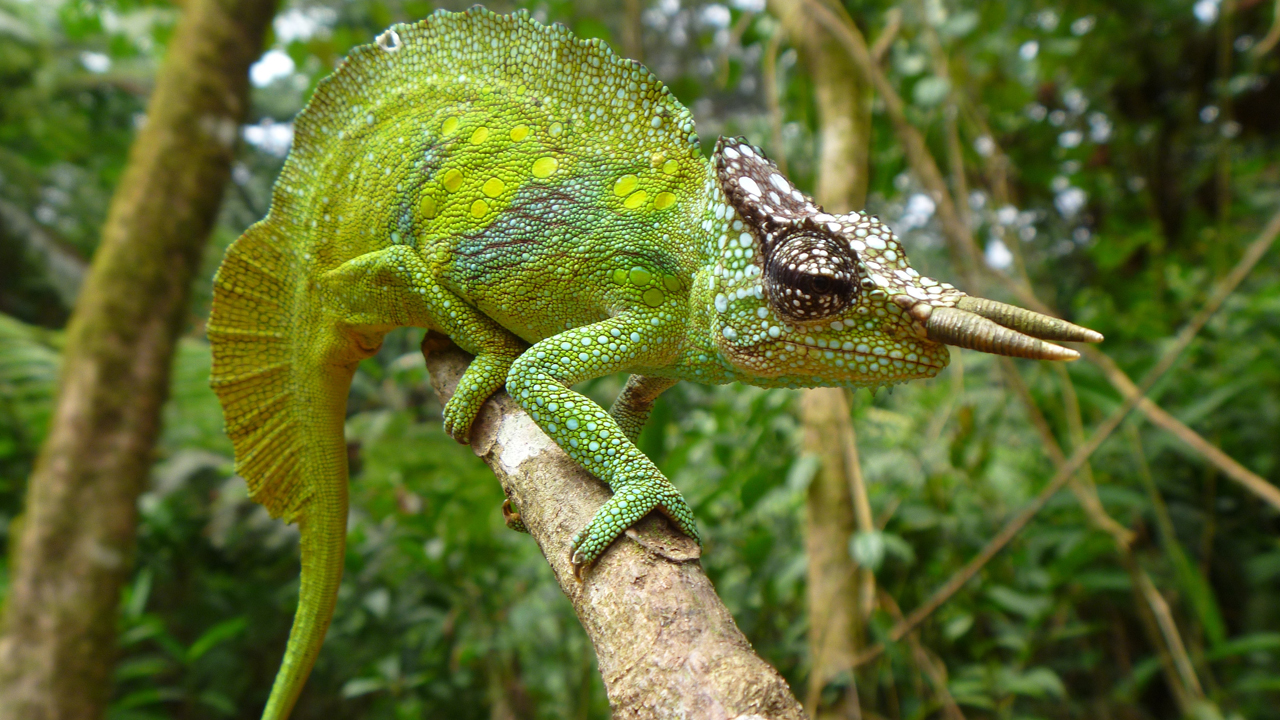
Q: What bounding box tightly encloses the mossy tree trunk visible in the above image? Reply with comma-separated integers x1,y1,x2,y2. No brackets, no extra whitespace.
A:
0,0,277,717
768,0,874,716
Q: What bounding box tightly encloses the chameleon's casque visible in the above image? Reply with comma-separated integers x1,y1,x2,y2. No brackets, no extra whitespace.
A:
207,8,1100,718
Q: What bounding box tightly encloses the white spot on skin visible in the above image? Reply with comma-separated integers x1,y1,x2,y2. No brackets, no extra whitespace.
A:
738,177,762,196
376,29,402,51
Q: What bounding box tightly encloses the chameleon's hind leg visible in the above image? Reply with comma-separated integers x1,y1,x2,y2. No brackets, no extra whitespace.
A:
505,313,699,578
320,245,525,443
609,375,678,444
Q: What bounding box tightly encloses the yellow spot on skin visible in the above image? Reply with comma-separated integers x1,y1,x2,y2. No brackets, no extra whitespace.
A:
549,121,563,137
470,199,489,218
623,190,648,209
662,159,679,175
442,169,463,192
420,195,437,219
510,124,529,141
628,267,652,286
642,288,666,307
654,192,676,210
532,157,558,178
612,269,627,285
613,175,639,197
662,274,682,292
650,152,666,168
442,117,459,134
470,127,489,144
482,177,505,198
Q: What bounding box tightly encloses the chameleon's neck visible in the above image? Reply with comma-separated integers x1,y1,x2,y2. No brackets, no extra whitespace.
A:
661,266,738,385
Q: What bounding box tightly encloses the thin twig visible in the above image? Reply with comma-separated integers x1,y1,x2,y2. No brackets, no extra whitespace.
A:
762,31,788,176
869,8,901,66
879,591,965,720
1135,568,1206,702
1000,358,1134,547
1257,0,1280,55
1081,343,1280,512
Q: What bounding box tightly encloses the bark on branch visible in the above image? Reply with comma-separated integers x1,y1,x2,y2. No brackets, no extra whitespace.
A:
421,338,804,720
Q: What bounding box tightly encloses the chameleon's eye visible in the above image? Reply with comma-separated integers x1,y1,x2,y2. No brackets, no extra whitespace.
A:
764,232,858,321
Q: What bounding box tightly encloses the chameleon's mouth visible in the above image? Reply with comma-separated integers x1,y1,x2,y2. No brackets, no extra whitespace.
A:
919,296,1102,361
785,340,947,372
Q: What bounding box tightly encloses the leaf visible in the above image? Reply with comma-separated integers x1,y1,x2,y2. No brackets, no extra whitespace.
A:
944,613,974,640
987,585,1051,619
185,617,247,663
196,690,237,716
785,453,819,493
123,568,152,621
998,666,1066,699
341,677,387,698
880,532,916,566
940,11,980,38
912,76,951,107
113,655,170,682
109,688,184,711
850,530,885,571
1205,632,1280,662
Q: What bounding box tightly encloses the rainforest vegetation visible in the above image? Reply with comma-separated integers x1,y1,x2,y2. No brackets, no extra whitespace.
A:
1,0,1279,718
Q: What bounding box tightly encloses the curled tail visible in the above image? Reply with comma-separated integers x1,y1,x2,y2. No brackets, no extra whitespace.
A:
208,220,363,719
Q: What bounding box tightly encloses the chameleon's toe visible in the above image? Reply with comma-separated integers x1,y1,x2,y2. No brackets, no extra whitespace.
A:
656,488,702,546
441,401,475,444
567,480,702,580
502,498,529,533
440,354,517,444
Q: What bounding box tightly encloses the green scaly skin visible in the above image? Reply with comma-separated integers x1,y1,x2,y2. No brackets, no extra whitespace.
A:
206,9,1101,718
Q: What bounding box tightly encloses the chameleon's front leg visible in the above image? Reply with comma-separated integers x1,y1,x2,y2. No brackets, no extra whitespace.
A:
505,315,698,577
505,373,678,534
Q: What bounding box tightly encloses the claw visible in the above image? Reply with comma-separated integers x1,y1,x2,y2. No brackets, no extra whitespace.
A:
502,498,528,533
571,550,588,582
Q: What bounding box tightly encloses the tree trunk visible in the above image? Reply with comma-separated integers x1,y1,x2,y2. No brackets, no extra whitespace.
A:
0,0,277,717
767,1,874,716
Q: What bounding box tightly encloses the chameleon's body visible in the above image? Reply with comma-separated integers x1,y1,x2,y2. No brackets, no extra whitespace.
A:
208,9,1100,718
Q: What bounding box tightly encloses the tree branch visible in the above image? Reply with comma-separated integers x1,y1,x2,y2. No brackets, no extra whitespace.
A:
421,338,805,720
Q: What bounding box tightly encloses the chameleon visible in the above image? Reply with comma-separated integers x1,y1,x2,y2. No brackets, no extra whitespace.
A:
207,8,1102,718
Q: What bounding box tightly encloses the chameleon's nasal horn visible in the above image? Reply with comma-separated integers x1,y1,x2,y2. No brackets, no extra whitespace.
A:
925,296,1102,361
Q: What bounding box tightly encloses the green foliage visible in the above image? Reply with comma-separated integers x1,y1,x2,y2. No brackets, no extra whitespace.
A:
3,0,1280,718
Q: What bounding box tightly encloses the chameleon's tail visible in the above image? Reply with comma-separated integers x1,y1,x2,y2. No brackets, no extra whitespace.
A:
208,219,360,720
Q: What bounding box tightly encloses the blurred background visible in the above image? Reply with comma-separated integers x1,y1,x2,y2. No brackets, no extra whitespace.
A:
1,0,1279,718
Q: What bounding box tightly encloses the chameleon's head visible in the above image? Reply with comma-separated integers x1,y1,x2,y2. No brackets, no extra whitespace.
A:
702,137,1102,389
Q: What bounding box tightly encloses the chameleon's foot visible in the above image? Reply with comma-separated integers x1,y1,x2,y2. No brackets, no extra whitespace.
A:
502,498,529,533
568,481,701,580
440,354,515,443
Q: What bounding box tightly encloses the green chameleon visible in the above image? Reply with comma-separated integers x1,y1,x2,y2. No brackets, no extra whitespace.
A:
208,8,1101,718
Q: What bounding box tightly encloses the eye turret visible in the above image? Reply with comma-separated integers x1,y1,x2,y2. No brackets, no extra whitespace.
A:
764,232,858,321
